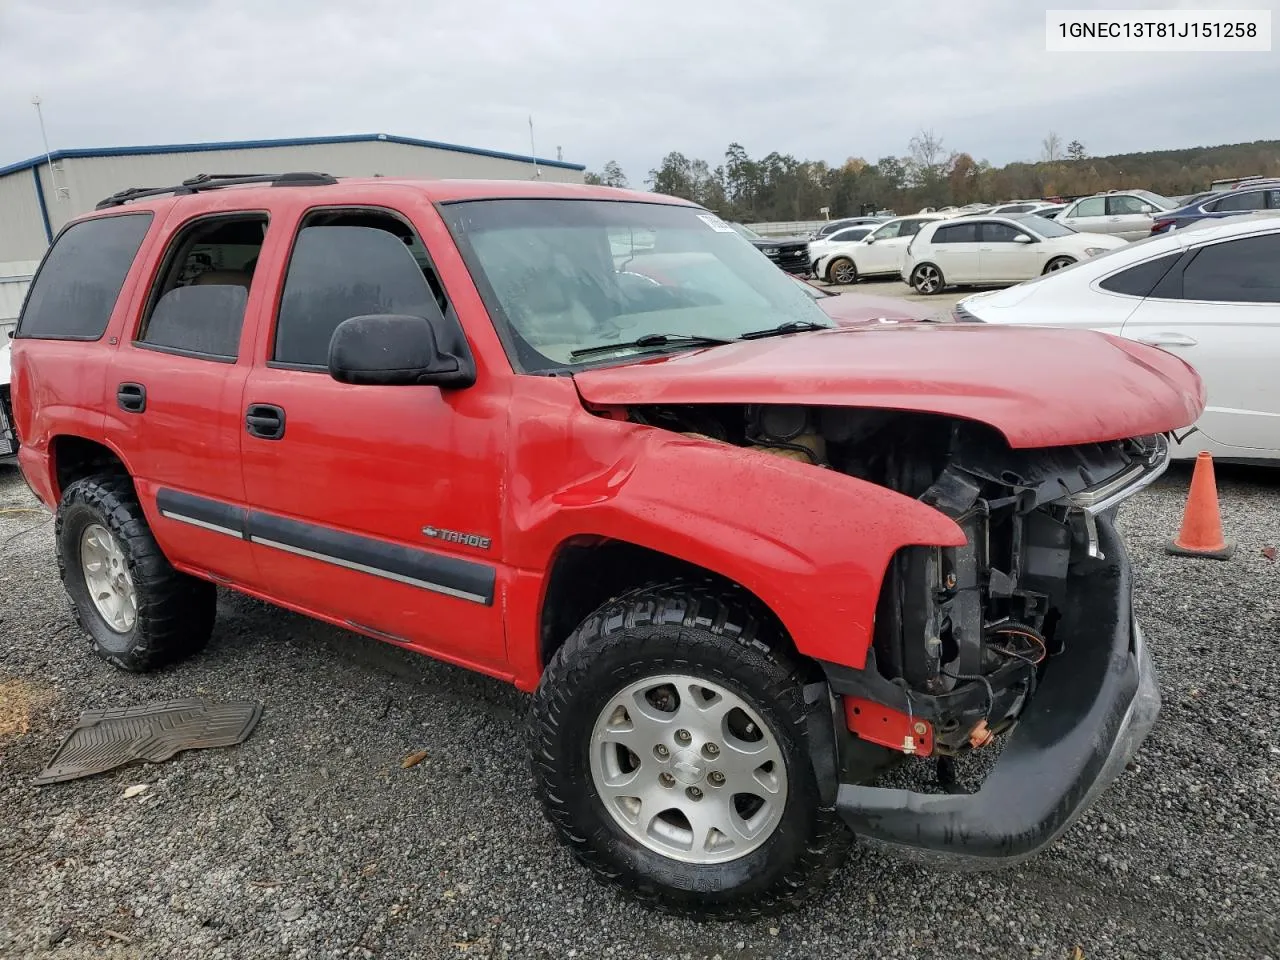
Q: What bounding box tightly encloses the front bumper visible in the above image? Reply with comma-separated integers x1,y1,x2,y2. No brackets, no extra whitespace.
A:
833,517,1160,866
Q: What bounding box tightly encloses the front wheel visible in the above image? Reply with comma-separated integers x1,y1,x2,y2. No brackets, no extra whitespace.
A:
529,582,850,917
910,262,946,294
826,257,858,285
1044,255,1076,273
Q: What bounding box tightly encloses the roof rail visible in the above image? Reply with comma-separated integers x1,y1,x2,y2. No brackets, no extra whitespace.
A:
95,171,338,210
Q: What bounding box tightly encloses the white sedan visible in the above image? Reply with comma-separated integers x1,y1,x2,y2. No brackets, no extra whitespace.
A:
901,214,1126,294
806,224,876,282
954,214,1280,462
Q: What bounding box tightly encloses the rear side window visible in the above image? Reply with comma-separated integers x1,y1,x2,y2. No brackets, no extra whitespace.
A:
1098,253,1182,297
932,223,978,243
273,211,446,368
136,214,268,360
1180,235,1280,303
1207,190,1266,213
17,213,152,340
1072,198,1105,217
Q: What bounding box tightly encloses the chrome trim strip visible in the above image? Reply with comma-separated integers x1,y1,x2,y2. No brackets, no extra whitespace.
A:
1069,434,1170,515
159,510,244,539
248,535,490,605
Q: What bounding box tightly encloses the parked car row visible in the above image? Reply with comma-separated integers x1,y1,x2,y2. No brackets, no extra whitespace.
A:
955,212,1280,462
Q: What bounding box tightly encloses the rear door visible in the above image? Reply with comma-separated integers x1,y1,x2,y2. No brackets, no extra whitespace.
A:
1060,197,1108,235
1120,232,1280,453
103,210,271,587
977,220,1041,281
239,201,508,673
926,221,981,281
859,218,927,275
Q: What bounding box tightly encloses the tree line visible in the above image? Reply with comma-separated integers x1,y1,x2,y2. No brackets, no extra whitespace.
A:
584,133,1280,222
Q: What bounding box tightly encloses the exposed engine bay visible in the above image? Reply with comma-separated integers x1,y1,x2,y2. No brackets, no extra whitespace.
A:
623,402,1170,757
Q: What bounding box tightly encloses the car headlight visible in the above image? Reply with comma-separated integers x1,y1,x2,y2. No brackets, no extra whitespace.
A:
1083,247,1106,257
762,247,779,256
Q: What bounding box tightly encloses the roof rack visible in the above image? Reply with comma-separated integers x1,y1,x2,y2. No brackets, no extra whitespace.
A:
95,171,338,210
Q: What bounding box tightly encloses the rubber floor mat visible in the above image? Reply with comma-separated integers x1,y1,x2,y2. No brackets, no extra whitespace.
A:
33,698,262,785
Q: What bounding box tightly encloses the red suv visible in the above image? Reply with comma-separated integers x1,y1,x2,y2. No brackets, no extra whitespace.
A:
10,173,1202,916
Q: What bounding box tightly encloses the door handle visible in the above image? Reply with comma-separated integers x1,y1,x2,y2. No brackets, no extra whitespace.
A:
117,382,146,414
1135,333,1197,348
245,403,286,440
1107,216,1123,221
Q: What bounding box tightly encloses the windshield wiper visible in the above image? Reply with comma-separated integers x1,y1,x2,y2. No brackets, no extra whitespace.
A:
738,320,830,340
569,333,735,359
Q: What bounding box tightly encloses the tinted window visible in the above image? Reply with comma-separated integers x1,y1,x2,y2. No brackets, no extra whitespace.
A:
1180,235,1280,303
932,223,978,243
1098,253,1182,296
1072,198,1105,218
869,222,903,241
1208,190,1267,213
1108,195,1151,215
1014,215,1074,238
137,215,266,359
18,213,152,340
900,219,932,238
980,222,1028,243
275,218,444,367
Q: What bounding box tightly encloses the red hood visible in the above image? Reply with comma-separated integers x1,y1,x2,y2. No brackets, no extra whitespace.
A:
573,324,1204,449
813,290,938,325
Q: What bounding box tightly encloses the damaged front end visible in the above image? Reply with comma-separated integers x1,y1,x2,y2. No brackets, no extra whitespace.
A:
622,402,1168,865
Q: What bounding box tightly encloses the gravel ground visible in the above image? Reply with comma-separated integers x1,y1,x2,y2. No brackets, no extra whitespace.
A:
2,462,1278,960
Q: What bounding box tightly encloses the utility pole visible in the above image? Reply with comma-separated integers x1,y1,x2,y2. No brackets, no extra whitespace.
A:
528,116,541,179
31,94,67,201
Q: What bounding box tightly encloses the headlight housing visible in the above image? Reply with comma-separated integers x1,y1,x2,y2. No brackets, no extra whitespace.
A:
762,247,779,257
1083,247,1106,257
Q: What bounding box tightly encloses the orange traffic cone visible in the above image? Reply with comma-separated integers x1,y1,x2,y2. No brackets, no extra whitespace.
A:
1165,452,1235,559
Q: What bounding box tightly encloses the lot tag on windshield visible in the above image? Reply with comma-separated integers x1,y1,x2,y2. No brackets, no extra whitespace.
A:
697,214,735,233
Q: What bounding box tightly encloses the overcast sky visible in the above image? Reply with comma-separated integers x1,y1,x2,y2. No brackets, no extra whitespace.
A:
1,0,1276,183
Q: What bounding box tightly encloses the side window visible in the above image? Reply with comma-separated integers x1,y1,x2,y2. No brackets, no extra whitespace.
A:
1208,190,1266,213
830,227,870,243
136,215,267,360
1073,198,1105,218
1180,235,1280,303
869,222,902,241
1269,190,1280,209
933,223,978,243
1107,195,1146,215
1098,253,1182,297
980,222,1026,243
274,210,446,368
17,213,152,340
899,219,928,238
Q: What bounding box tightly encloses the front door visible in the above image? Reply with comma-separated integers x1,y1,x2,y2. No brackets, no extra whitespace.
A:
1062,196,1109,235
1106,195,1157,240
239,203,508,673
104,211,271,587
977,221,1042,282
1120,232,1280,453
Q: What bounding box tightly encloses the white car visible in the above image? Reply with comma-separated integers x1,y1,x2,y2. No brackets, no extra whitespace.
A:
1057,189,1177,241
0,337,15,465
901,214,1126,294
807,224,877,282
814,214,948,285
954,214,1280,462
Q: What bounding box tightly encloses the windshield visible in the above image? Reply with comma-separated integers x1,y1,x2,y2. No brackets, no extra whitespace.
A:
439,199,833,371
1013,214,1075,237
730,222,763,240
1134,189,1176,210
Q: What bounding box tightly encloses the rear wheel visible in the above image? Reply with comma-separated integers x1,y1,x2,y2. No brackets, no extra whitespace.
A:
529,582,850,918
826,257,858,285
1044,255,1076,273
910,262,946,294
56,475,216,672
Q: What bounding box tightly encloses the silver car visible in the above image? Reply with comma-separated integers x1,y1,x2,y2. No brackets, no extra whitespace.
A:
1057,190,1176,241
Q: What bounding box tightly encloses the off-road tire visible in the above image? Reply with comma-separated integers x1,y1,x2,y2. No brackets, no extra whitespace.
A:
55,475,216,672
529,580,851,918
826,257,858,285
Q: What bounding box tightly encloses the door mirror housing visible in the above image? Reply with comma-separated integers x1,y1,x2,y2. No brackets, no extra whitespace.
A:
1013,234,1035,244
328,314,475,388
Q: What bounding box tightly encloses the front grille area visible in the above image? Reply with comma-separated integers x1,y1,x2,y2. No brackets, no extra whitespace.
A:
775,244,811,273
0,384,16,457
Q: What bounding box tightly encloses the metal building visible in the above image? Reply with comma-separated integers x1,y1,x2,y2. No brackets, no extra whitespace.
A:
0,132,586,333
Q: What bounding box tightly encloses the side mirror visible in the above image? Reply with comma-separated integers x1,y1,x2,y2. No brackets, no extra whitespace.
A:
864,236,876,245
1013,234,1034,244
328,314,474,388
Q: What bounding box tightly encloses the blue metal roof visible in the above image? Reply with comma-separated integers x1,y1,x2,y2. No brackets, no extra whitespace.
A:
0,132,585,178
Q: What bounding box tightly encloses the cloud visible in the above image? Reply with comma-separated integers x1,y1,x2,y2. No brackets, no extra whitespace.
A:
1,0,1275,184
